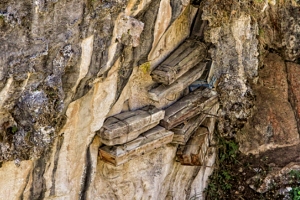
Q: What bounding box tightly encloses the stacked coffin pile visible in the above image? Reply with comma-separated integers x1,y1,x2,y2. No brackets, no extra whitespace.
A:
148,39,208,102
98,12,218,166
174,103,219,166
159,87,219,166
98,106,174,166
145,11,219,165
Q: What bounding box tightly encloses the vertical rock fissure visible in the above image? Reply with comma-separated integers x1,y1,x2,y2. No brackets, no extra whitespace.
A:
29,158,47,200
286,61,300,135
185,166,201,199
49,135,64,196
19,166,33,200
79,142,93,200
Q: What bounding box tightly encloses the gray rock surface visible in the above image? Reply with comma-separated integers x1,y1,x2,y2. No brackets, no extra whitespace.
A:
0,0,299,199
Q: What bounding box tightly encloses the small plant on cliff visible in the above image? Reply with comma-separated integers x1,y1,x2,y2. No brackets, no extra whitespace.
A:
290,187,300,200
289,170,300,182
205,134,240,199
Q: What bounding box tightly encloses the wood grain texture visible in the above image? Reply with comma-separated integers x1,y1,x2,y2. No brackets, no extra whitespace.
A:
176,127,209,166
160,87,218,130
98,106,165,146
171,103,219,145
149,62,208,102
99,126,174,166
151,40,207,85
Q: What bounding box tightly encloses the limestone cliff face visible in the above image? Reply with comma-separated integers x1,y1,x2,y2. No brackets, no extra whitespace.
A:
0,0,299,199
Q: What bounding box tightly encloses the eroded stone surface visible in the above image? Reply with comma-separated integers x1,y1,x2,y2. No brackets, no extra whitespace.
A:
1,0,299,199
0,160,33,199
205,14,258,136
287,62,300,131
248,162,300,193
86,142,203,200
237,53,299,154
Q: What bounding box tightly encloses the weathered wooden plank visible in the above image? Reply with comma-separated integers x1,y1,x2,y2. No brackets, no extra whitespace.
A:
149,62,208,102
98,106,165,146
171,102,218,145
151,40,207,85
160,87,218,130
190,10,208,40
99,126,174,166
176,127,209,166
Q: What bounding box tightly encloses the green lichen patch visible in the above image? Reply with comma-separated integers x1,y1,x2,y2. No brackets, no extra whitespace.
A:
139,62,151,74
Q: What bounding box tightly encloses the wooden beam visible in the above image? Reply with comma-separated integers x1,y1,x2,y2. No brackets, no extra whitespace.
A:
151,40,207,85
98,106,165,146
99,126,174,166
176,127,209,166
201,103,219,146
149,62,208,102
160,87,218,130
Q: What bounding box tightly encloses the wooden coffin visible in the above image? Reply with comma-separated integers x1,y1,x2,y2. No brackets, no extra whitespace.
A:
98,106,165,146
160,87,218,130
151,40,207,85
176,127,209,166
149,62,208,102
171,113,207,145
171,102,218,145
99,126,174,166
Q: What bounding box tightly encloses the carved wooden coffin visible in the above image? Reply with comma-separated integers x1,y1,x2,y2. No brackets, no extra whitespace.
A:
99,126,174,166
149,62,208,102
176,127,209,166
171,102,218,145
151,40,207,85
98,106,165,146
160,87,218,130
171,113,207,145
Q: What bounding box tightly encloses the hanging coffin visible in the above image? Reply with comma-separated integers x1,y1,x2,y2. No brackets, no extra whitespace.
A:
151,40,207,85
171,113,207,145
149,62,208,102
99,126,174,166
98,106,165,146
176,127,209,166
171,102,218,145
160,87,218,130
